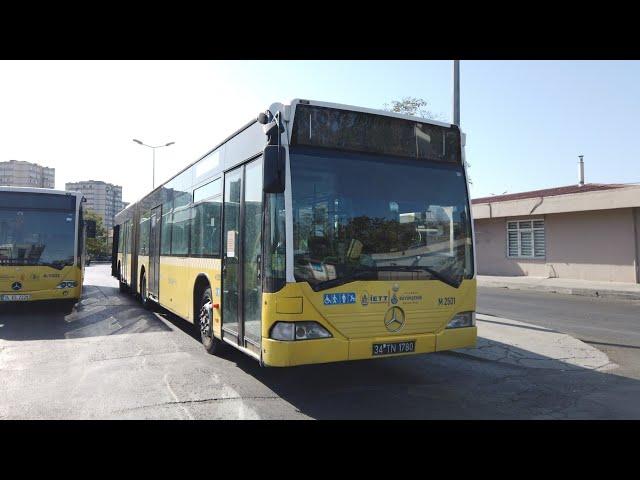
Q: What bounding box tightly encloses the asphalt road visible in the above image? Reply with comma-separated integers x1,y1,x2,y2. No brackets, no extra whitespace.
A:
478,286,640,379
1,264,639,419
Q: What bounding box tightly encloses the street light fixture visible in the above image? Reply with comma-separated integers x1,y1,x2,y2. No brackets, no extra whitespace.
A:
132,139,175,189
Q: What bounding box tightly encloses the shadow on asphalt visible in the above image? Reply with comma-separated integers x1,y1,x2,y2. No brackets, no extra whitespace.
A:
220,335,640,419
137,290,640,419
0,285,171,341
4,265,640,419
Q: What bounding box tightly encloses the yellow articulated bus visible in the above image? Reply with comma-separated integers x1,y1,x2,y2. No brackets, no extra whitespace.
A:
113,99,476,367
0,186,94,310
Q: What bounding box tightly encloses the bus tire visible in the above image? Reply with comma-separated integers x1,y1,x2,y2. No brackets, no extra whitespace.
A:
56,299,76,314
140,272,151,310
198,287,224,355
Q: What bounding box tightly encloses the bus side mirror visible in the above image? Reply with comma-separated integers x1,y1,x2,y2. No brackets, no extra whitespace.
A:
263,145,286,194
86,220,97,238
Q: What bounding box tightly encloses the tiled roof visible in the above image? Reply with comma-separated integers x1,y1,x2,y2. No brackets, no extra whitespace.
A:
471,183,628,204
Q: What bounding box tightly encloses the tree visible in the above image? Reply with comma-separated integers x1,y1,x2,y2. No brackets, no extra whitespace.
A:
84,210,108,257
382,96,442,120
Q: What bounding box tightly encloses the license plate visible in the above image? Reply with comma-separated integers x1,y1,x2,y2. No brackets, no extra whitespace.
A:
1,294,31,301
372,340,416,356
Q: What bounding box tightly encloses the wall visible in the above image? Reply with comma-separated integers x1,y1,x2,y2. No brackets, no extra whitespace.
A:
475,208,638,283
634,208,640,283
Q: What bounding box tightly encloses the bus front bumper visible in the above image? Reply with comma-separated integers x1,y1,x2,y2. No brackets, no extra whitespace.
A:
261,326,477,367
0,287,81,303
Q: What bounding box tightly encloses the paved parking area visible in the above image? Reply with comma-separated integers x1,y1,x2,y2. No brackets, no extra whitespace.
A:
1,265,639,419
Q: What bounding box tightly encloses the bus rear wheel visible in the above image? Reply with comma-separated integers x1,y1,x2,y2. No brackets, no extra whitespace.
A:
198,287,224,355
140,272,151,310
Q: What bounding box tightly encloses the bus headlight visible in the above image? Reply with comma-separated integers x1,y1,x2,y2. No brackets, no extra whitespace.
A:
56,281,78,289
446,311,475,329
270,321,332,341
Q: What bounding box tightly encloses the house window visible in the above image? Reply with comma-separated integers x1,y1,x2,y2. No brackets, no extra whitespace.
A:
507,219,545,258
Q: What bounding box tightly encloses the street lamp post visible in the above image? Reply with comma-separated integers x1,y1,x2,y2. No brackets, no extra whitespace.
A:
132,139,175,189
453,60,460,126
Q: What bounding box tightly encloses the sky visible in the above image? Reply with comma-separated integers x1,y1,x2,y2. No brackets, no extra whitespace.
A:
1,60,639,203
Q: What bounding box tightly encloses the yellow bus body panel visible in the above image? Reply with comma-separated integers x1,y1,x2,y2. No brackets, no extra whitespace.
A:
119,251,476,367
261,278,477,367
152,257,222,327
0,265,83,302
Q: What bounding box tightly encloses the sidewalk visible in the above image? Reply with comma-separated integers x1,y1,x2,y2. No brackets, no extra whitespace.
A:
477,275,640,301
456,314,615,371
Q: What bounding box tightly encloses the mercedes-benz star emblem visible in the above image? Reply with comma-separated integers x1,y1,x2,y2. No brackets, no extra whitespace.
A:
11,281,22,291
384,306,405,332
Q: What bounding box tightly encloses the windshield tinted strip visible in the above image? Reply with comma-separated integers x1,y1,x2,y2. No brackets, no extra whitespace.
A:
0,192,76,210
291,104,461,164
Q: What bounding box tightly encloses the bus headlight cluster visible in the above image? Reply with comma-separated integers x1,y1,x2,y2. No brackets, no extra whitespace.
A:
56,281,78,289
446,311,476,329
270,321,332,341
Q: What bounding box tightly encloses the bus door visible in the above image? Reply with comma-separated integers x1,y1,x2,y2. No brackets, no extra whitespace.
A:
122,221,129,282
111,224,120,276
148,205,162,299
222,157,263,354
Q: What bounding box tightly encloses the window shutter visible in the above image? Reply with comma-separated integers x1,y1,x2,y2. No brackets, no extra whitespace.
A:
508,231,519,256
520,231,533,256
507,219,545,258
534,228,545,257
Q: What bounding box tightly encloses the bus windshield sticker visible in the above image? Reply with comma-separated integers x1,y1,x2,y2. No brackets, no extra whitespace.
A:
226,230,236,257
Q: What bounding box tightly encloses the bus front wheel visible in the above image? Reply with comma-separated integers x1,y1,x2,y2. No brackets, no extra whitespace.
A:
56,299,76,314
198,287,224,355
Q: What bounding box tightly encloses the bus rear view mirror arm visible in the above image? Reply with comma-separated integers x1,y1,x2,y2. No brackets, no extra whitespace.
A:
263,145,286,194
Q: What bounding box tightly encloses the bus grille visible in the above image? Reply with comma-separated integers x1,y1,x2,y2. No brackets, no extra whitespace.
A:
324,308,450,339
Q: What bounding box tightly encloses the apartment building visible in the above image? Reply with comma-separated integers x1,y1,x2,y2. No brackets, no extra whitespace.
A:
65,180,125,232
0,160,55,188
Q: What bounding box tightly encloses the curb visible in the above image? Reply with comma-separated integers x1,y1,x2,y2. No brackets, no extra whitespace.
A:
478,281,640,301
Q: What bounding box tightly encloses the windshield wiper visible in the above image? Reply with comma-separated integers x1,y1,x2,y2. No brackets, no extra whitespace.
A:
311,267,379,292
36,261,69,271
375,265,463,289
308,264,463,292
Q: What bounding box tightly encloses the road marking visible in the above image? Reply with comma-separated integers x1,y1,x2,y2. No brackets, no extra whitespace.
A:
163,373,194,420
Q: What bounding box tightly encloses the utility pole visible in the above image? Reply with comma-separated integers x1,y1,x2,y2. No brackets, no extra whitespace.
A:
453,60,460,126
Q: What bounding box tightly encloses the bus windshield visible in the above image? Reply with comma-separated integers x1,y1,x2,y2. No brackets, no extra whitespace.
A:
290,148,473,291
0,193,76,268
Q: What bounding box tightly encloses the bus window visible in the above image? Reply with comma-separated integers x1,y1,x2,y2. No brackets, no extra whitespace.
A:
191,195,221,257
139,212,150,255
